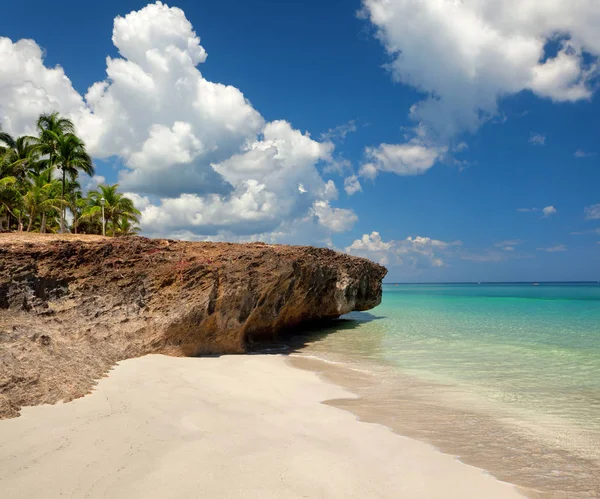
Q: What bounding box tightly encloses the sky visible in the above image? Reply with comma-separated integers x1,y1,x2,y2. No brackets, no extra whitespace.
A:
1,0,599,282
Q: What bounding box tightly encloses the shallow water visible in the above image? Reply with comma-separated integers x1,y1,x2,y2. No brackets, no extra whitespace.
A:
290,283,600,498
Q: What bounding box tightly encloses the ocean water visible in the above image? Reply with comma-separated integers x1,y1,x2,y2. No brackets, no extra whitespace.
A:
291,283,600,498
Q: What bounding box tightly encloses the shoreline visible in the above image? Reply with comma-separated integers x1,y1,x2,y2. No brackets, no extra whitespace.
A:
0,354,522,498
288,351,600,499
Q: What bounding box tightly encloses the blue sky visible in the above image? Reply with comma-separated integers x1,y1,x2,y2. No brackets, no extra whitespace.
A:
1,0,599,281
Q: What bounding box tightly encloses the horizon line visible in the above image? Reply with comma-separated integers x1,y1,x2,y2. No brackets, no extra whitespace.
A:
383,281,600,285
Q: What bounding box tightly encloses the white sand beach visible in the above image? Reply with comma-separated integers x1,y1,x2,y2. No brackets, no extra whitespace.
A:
0,354,523,498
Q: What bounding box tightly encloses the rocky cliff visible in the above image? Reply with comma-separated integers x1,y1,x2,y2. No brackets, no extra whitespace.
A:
0,234,386,418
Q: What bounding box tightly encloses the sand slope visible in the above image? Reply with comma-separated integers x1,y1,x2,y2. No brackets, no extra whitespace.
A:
0,355,522,498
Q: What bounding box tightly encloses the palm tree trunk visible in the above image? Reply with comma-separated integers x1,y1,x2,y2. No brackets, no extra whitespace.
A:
73,194,78,234
41,212,47,233
27,209,35,232
60,169,66,233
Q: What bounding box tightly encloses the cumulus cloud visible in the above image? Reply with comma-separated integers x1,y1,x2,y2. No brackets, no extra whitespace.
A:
310,201,358,233
584,204,600,220
346,232,394,264
359,0,599,173
529,133,546,146
0,2,357,241
346,231,461,267
344,175,362,195
0,38,88,136
543,206,557,217
359,141,445,178
537,245,568,253
81,175,106,194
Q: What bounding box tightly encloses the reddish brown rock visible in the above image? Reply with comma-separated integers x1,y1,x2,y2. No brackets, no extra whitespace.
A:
0,234,386,418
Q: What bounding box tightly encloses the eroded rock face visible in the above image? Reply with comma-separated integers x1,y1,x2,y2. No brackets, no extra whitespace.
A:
0,234,386,418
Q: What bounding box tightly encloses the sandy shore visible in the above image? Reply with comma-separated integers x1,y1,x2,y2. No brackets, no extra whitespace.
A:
0,354,522,498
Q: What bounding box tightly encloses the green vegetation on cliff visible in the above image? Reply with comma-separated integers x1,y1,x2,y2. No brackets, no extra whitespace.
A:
0,113,140,236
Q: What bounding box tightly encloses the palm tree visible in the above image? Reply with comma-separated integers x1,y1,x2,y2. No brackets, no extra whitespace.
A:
22,169,65,232
35,112,93,232
0,130,15,153
64,178,84,233
84,184,141,236
0,175,21,230
1,135,41,179
0,131,17,179
1,132,45,231
113,215,141,237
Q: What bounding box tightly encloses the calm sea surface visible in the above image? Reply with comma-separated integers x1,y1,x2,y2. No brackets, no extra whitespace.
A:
291,283,600,498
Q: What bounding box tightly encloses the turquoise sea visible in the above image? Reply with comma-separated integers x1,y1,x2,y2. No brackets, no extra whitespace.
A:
292,283,600,498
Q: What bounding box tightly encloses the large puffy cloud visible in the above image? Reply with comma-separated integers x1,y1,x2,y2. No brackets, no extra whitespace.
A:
360,0,600,175
346,231,461,267
0,38,87,135
0,2,356,240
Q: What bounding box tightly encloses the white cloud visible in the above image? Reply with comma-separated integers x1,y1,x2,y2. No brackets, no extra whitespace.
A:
346,232,461,267
537,245,568,253
360,141,445,178
517,206,557,218
345,232,395,265
321,120,357,142
0,38,88,136
574,149,597,158
344,175,362,195
0,2,356,241
585,204,600,220
81,175,106,194
571,228,600,236
360,0,599,159
460,251,508,263
529,133,546,146
495,240,524,252
123,192,152,211
310,201,358,233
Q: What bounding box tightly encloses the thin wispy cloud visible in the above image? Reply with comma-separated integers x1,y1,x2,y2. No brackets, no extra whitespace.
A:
574,149,597,158
584,204,600,220
321,120,358,142
460,251,507,263
529,133,546,146
517,206,556,217
537,245,568,253
571,228,600,236
494,240,524,252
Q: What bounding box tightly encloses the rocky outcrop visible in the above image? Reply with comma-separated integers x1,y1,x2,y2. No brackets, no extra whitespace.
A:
0,234,386,418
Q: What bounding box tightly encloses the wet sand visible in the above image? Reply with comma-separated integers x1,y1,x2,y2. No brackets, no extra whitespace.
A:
0,354,522,498
289,355,600,499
